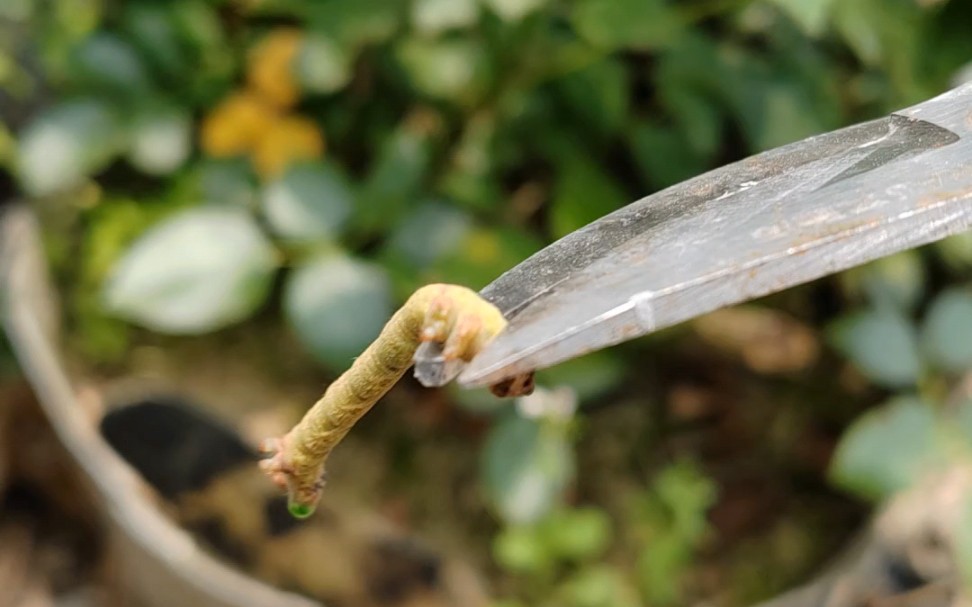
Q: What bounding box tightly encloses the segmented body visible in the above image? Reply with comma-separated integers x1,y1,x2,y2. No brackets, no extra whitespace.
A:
260,284,534,517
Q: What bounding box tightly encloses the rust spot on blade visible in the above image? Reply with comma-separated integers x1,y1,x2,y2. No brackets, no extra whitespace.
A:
918,184,972,209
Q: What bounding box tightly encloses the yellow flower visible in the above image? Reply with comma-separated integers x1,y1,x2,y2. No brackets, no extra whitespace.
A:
200,91,278,157
252,115,325,179
248,28,303,109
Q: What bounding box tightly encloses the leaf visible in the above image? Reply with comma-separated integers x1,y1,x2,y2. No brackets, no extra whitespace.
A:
922,288,972,374
830,0,884,66
355,125,431,233
570,0,683,52
550,152,627,239
493,526,552,574
629,121,708,191
843,250,925,311
636,533,692,605
751,82,832,149
829,308,921,388
937,231,972,271
396,38,490,103
411,0,479,34
555,58,629,140
829,397,946,500
72,32,152,93
197,158,258,207
103,207,278,334
765,0,837,36
16,98,124,196
384,201,472,269
296,34,352,94
262,162,353,242
482,409,575,525
122,3,185,78
306,0,401,48
481,0,549,22
659,86,723,159
559,566,638,607
436,116,502,211
0,0,31,20
433,226,542,290
283,253,393,371
535,350,626,402
541,508,613,562
654,461,716,539
127,103,191,175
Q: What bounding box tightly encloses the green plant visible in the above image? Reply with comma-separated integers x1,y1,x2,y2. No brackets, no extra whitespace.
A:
490,459,715,607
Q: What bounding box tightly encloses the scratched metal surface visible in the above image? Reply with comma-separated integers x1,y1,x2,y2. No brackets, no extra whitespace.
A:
413,82,972,389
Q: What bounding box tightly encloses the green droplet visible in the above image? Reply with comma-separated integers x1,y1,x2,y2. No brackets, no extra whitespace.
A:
289,502,315,519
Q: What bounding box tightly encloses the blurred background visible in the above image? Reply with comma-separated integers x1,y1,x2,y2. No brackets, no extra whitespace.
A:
2,0,972,606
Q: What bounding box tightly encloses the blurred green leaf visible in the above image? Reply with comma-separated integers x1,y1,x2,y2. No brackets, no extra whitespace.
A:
556,58,629,141
384,201,472,269
296,34,352,94
72,31,151,93
830,397,945,500
829,308,921,388
433,226,542,290
636,533,691,605
103,207,278,334
660,86,722,159
307,0,401,47
936,231,972,271
559,566,638,607
397,38,489,103
630,121,707,191
197,159,258,207
753,82,832,149
262,162,353,243
127,103,191,176
654,461,716,539
481,0,548,21
0,0,31,20
921,288,972,374
831,0,883,67
437,115,502,211
355,125,432,232
284,253,393,371
493,525,552,575
411,0,479,34
765,0,837,36
571,0,683,52
550,151,627,239
122,3,185,78
16,98,123,196
633,461,715,605
171,0,226,53
843,250,925,311
535,350,625,402
831,0,927,103
482,409,574,525
541,508,613,562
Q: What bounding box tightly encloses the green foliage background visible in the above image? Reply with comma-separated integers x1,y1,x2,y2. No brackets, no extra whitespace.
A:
3,0,972,605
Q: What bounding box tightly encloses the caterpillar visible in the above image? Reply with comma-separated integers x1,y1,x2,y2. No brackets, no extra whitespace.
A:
259,284,534,518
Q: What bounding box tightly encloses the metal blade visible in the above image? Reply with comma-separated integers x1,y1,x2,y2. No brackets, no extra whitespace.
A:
413,82,972,389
